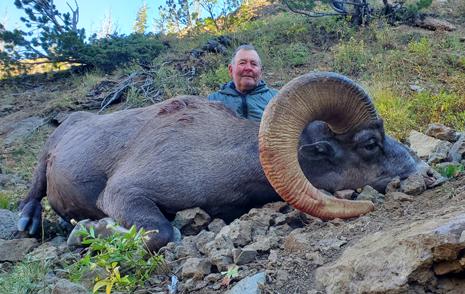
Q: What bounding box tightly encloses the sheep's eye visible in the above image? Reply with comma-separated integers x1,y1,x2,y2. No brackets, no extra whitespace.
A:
364,138,378,151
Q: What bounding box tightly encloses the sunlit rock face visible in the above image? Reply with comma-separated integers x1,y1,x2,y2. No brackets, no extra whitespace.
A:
315,212,465,293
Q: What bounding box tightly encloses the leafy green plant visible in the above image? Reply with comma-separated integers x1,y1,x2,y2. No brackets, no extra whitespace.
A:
68,225,165,293
221,265,239,286
0,191,19,210
435,164,464,178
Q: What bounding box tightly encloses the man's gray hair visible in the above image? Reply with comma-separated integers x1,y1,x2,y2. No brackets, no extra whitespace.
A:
230,44,262,66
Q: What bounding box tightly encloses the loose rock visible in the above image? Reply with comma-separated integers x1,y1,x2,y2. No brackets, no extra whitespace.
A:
448,133,465,163
428,140,452,164
233,248,257,265
356,185,385,204
0,238,38,262
51,279,88,294
226,272,266,294
172,207,211,236
315,212,465,293
400,173,426,195
181,257,212,280
408,130,444,159
425,124,459,142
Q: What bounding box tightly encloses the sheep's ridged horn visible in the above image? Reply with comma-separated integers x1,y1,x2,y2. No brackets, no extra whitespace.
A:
259,72,378,220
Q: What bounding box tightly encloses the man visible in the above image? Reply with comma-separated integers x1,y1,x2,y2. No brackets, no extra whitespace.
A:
208,44,278,121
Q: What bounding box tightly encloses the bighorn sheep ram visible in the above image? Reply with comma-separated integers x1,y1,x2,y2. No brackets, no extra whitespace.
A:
18,72,434,251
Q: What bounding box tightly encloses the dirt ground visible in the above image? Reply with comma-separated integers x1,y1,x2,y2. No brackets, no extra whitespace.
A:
263,175,465,293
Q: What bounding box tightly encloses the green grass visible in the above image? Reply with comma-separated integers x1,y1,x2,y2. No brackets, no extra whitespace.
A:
0,260,50,293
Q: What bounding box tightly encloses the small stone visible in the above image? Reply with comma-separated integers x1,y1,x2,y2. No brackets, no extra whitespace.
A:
428,141,452,164
400,174,426,196
209,253,233,272
172,207,211,236
434,260,463,275
192,230,215,253
27,242,59,263
426,124,459,142
208,218,226,234
305,251,325,266
268,250,279,264
217,219,252,247
334,189,355,200
385,177,401,193
386,192,414,202
356,185,385,204
233,248,257,265
51,279,88,294
181,257,212,280
284,228,310,254
205,273,222,283
409,84,424,92
448,133,465,163
317,237,348,252
225,272,266,294
245,233,280,253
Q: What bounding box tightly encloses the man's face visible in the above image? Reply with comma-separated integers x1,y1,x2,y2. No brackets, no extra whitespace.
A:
228,49,262,93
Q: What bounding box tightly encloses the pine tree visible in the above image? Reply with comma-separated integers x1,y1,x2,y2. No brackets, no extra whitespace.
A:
133,3,148,34
0,0,165,74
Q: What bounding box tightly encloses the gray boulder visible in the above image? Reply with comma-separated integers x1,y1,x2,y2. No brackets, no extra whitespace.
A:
408,130,444,159
425,123,459,142
315,211,465,293
0,238,39,262
449,133,465,163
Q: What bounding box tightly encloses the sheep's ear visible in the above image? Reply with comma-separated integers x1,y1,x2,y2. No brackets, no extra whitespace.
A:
299,141,335,160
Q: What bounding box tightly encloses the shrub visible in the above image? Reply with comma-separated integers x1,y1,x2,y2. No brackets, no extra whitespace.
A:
199,65,230,90
371,86,416,140
332,37,370,76
68,225,165,293
407,36,432,61
282,42,311,67
408,91,465,132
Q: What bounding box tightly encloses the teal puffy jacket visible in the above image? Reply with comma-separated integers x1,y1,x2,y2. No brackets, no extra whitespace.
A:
208,81,278,122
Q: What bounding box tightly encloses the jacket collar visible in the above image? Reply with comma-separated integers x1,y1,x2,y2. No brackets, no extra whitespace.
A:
219,80,269,96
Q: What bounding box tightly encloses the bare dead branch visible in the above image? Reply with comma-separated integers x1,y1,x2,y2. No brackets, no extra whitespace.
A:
66,0,79,32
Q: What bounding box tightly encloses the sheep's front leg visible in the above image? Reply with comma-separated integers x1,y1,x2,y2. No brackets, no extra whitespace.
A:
94,184,174,251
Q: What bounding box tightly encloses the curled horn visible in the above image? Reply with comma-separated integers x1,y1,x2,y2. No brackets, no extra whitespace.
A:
259,72,377,219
